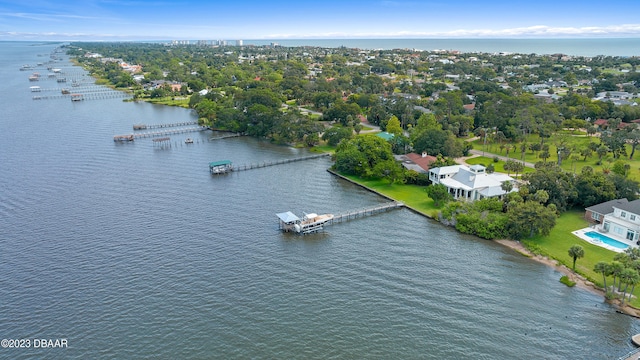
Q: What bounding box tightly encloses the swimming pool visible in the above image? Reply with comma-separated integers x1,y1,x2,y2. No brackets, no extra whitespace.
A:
584,231,630,249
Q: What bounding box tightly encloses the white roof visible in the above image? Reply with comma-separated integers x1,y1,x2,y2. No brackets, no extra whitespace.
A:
440,169,515,194
429,165,469,176
478,186,508,197
276,211,300,224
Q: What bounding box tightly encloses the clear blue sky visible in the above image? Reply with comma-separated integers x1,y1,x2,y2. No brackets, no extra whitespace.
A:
2,0,640,40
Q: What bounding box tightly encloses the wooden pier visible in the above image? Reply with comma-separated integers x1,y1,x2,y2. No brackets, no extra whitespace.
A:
32,92,132,101
113,134,135,142
133,126,207,139
231,153,330,172
329,202,404,224
277,202,404,234
152,137,171,147
133,121,198,130
209,133,243,141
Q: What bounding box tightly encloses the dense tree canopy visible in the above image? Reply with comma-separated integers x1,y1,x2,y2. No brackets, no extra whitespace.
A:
334,135,403,182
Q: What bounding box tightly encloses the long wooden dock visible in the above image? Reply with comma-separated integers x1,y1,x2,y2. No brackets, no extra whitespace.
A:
133,121,198,130
209,133,243,140
32,92,132,101
231,153,330,171
329,202,404,224
133,126,207,138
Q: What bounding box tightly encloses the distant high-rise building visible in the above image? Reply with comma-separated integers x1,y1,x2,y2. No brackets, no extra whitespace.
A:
236,40,243,46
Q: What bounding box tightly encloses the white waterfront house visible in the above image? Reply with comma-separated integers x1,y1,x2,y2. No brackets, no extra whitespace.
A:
585,198,640,244
428,164,516,201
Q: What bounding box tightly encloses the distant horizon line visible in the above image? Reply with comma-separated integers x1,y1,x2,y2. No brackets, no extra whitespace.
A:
3,36,640,42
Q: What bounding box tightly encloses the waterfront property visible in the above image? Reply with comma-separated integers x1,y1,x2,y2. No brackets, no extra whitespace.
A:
572,228,631,253
584,198,640,247
428,164,516,201
394,152,437,173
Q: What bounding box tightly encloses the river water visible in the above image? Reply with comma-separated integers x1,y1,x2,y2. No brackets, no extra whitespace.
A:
1,41,639,359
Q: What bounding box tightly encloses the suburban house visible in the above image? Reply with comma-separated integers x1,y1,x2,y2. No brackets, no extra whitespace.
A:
428,164,516,201
585,198,640,244
394,152,437,173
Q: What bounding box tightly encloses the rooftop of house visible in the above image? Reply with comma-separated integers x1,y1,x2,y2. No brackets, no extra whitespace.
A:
586,198,629,215
614,199,640,216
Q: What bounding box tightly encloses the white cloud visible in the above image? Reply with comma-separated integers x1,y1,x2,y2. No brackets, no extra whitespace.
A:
4,23,640,40
0,11,113,22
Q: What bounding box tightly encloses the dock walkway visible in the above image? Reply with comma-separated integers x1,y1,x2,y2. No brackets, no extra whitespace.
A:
33,92,131,101
232,153,330,172
330,202,404,224
133,121,198,130
209,133,243,141
133,126,207,139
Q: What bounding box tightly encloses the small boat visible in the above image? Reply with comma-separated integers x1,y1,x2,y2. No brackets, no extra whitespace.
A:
185,138,194,144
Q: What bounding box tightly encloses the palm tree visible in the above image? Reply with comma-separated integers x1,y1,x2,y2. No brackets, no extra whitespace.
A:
609,261,625,291
620,268,638,304
625,247,640,261
501,180,513,194
594,261,610,294
628,272,640,303
568,245,585,271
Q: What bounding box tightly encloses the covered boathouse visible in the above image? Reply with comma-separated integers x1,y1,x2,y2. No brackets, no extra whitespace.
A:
209,160,233,174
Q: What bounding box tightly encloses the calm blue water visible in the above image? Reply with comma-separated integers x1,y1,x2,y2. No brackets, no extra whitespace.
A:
244,38,640,57
585,231,630,250
1,41,640,359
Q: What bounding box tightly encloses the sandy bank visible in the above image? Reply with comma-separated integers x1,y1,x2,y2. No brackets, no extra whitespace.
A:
494,239,640,318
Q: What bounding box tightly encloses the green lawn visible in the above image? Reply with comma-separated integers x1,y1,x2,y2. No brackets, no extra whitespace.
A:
312,144,336,154
471,133,640,181
523,210,640,307
145,96,190,108
340,174,440,217
465,156,535,176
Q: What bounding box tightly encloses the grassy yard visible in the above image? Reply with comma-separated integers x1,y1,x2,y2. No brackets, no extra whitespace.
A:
523,210,640,307
311,144,336,154
340,174,440,218
144,96,190,108
471,133,640,181
464,156,535,176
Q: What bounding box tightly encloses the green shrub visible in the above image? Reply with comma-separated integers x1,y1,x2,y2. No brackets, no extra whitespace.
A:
560,275,576,287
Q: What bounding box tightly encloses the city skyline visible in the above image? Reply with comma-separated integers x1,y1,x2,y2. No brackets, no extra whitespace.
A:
2,0,640,41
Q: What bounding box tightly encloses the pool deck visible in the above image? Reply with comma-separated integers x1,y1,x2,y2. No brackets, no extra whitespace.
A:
572,227,633,253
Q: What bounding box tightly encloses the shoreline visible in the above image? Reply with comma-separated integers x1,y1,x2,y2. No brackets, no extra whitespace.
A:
328,168,640,318
71,48,640,319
